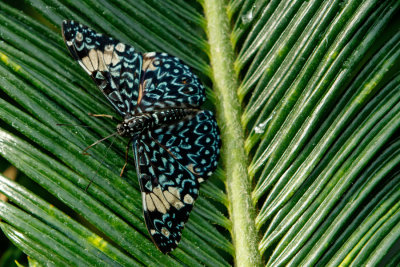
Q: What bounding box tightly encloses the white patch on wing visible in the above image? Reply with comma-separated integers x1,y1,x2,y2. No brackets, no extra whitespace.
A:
115,42,126,52
97,50,107,71
81,56,94,72
153,187,170,211
183,194,194,204
111,51,120,65
164,191,184,210
145,194,155,212
168,186,181,200
150,193,167,214
88,49,98,70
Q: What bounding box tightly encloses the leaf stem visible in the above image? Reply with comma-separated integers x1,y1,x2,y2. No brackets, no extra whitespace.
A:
203,0,261,266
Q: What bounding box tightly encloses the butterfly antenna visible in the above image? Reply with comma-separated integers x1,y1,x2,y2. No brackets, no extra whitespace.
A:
85,132,118,191
82,132,118,154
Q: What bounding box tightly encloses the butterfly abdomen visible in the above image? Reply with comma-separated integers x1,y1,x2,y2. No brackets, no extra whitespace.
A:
117,108,199,137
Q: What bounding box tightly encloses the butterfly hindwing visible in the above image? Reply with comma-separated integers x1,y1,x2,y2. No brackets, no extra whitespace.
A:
152,110,221,182
134,132,199,253
62,20,142,116
136,52,206,113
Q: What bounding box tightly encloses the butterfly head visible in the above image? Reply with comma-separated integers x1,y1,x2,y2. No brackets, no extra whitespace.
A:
116,122,130,137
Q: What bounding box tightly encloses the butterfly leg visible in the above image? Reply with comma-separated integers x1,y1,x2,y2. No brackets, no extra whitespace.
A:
81,132,118,155
120,138,133,177
82,132,119,192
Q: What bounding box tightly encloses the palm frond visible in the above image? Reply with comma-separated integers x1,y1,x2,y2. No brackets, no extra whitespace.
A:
0,0,399,266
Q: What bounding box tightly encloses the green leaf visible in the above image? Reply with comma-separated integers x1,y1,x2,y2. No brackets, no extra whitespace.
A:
1,0,399,266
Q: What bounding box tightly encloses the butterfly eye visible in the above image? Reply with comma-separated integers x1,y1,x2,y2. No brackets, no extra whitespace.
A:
116,124,126,136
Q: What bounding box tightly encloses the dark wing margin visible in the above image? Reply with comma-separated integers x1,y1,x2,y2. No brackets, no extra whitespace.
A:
134,132,199,253
62,20,142,116
135,52,206,113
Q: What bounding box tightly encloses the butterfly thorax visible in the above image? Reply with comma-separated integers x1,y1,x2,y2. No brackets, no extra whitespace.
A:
116,108,198,137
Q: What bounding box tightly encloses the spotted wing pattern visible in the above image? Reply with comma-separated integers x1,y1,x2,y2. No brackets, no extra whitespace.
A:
62,20,221,254
134,132,199,253
151,110,220,182
136,52,206,113
62,20,142,116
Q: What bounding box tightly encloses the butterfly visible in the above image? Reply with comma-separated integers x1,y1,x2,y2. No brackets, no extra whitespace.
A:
61,20,221,253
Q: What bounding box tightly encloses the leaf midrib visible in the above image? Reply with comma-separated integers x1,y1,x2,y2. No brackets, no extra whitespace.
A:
203,0,261,266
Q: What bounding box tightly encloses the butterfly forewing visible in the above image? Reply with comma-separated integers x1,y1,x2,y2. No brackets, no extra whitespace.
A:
62,20,142,116
134,132,199,253
136,52,206,113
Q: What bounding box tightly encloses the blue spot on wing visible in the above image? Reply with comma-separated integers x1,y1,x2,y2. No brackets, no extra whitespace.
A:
136,52,206,113
152,110,221,181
